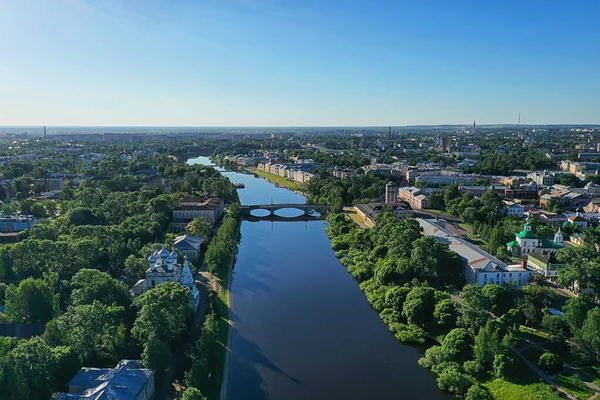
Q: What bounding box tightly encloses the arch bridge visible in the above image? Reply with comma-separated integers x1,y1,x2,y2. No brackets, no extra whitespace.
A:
241,203,330,220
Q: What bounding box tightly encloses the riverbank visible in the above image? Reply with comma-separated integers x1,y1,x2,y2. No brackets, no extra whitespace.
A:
210,211,241,400
181,205,241,400
245,167,306,192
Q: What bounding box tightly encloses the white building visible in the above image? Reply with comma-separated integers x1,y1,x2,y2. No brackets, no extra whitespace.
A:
418,218,532,288
506,218,563,257
503,203,524,218
132,248,200,310
585,182,600,196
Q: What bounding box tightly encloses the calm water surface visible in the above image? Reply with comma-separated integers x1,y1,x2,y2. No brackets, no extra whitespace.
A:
188,156,448,400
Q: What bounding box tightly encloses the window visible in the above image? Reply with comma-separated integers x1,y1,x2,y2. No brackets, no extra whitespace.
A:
509,273,512,277
519,273,521,277
151,280,155,286
497,273,500,278
484,274,487,278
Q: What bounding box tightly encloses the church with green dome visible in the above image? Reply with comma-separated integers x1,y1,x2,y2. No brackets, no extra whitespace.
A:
506,217,563,257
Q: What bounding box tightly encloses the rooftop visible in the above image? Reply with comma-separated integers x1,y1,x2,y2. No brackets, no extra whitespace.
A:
417,218,508,272
55,360,153,400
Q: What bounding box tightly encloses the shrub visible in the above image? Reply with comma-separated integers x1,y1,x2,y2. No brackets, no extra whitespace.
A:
538,352,562,374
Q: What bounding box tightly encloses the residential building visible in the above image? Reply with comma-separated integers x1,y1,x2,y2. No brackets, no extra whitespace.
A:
355,202,413,227
132,248,200,310
398,186,430,210
579,153,600,161
0,214,37,233
415,174,477,186
418,218,532,288
506,219,563,257
585,182,600,196
54,360,154,400
460,185,507,197
528,171,556,186
503,202,524,218
172,198,225,229
333,168,358,179
527,251,566,280
567,214,588,228
174,235,203,262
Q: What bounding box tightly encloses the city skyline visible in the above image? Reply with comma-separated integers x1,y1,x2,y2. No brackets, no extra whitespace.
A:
1,0,600,126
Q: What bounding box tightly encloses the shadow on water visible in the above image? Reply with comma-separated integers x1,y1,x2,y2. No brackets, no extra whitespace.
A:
229,333,302,400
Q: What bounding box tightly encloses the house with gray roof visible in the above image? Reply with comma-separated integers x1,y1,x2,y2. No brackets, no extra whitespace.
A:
54,360,154,400
418,218,532,287
174,234,202,262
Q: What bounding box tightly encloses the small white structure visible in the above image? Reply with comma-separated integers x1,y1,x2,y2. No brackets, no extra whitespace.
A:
132,248,199,310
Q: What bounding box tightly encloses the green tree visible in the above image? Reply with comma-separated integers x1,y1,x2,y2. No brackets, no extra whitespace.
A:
465,384,493,400
181,387,207,400
5,337,54,400
434,298,459,329
563,296,591,332
142,336,172,378
132,282,192,344
71,269,131,307
442,328,474,362
436,366,475,398
402,287,436,328
5,277,58,323
538,352,562,374
384,286,411,312
44,301,127,365
572,307,600,363
542,315,570,345
482,284,513,316
187,218,212,238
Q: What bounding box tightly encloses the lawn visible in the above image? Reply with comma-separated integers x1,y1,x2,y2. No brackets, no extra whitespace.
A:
518,326,551,343
580,366,600,387
247,168,305,191
484,378,563,400
554,373,594,400
205,223,238,400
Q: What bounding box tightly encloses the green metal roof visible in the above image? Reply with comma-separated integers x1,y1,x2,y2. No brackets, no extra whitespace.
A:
507,240,520,248
516,230,538,239
539,240,562,249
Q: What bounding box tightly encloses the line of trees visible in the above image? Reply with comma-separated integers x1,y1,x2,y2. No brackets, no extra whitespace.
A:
326,212,595,399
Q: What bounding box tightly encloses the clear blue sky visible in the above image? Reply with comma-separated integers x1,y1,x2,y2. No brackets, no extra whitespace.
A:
1,0,599,126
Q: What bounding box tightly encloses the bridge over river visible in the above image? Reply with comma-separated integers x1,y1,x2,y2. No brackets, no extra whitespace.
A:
241,203,330,220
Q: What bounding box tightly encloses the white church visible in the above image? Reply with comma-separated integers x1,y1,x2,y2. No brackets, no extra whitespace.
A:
132,247,200,310
506,217,563,257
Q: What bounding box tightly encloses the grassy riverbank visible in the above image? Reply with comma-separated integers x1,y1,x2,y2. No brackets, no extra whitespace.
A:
184,206,241,400
245,167,306,192
209,212,240,400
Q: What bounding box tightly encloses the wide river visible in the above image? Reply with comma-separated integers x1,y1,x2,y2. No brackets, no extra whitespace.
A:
188,156,448,400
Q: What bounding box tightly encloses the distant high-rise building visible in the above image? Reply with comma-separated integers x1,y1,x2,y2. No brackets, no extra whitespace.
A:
473,120,476,135
43,126,47,138
596,142,600,153
388,126,392,138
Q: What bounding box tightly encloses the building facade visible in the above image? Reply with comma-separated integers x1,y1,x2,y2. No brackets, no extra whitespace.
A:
172,198,225,229
0,214,37,233
132,248,200,310
506,218,563,257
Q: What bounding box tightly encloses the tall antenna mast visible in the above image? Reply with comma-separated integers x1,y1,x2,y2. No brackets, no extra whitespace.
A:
517,113,521,136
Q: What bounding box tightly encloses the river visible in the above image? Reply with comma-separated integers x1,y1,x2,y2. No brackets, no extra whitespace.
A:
188,156,448,400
